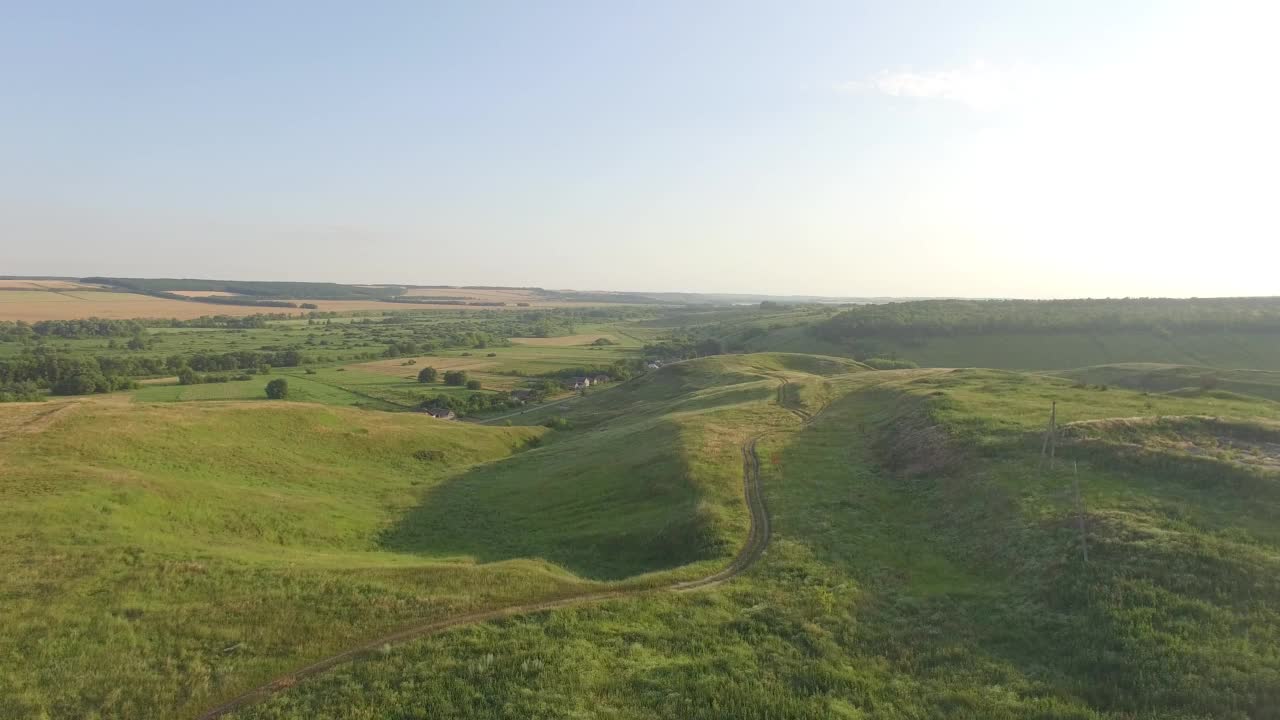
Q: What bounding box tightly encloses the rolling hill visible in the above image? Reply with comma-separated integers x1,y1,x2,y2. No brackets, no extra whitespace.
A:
8,353,1280,719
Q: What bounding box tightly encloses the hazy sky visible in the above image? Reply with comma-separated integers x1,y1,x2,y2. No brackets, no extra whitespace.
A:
3,1,1277,297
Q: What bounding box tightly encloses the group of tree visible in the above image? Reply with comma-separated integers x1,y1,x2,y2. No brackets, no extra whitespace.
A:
641,337,724,361
0,318,147,341
49,370,138,396
0,346,306,395
537,359,637,382
419,391,514,417
0,381,43,402
0,348,141,395
177,368,255,385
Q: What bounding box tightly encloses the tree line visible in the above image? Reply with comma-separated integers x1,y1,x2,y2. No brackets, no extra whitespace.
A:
0,346,310,398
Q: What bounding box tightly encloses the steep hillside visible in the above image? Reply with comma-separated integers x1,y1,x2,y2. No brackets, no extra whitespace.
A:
734,298,1280,370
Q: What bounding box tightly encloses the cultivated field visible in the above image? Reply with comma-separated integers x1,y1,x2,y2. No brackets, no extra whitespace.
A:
167,290,244,297
0,291,294,321
0,279,101,290
0,290,615,321
400,287,546,303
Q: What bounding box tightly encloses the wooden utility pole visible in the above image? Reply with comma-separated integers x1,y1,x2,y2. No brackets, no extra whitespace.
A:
1039,401,1058,473
1073,460,1089,563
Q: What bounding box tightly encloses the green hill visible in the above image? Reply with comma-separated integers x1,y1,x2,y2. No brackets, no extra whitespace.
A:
1057,363,1280,402
1,354,820,719
10,353,1280,719
734,298,1280,370
228,361,1280,720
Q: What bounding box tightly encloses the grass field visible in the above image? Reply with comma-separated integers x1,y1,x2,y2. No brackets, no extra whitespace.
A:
1,355,822,719
1056,363,1280,403
11,343,1280,718
216,359,1280,720
509,333,624,346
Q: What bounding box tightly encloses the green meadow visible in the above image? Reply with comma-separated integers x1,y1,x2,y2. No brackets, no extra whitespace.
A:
217,360,1280,720
0,355,812,719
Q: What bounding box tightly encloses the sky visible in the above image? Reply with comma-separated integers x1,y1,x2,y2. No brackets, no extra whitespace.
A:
2,1,1277,298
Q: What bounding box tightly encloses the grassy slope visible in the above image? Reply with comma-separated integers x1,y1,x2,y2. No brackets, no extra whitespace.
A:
1057,363,1280,403
231,364,1280,720
744,327,1280,371
2,354,815,720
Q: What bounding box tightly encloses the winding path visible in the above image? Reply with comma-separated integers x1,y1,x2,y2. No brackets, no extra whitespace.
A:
197,375,810,719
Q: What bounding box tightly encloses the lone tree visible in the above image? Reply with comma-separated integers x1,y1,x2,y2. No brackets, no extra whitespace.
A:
417,367,438,383
443,370,468,386
465,379,482,390
265,378,289,400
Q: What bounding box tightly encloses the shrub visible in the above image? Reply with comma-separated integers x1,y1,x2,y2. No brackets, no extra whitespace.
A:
465,379,482,390
863,357,919,370
542,416,572,431
417,367,438,383
0,381,43,402
52,372,105,396
265,378,289,399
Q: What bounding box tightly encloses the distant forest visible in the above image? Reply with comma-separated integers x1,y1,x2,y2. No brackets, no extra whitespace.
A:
815,298,1280,341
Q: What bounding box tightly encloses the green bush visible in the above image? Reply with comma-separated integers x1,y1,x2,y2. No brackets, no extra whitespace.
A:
542,416,572,431
862,357,919,370
265,378,289,400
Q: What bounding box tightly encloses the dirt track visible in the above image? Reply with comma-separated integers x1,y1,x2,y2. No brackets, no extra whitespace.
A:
196,375,809,719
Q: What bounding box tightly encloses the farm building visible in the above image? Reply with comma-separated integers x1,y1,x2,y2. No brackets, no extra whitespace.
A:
423,407,456,420
592,375,610,385
565,377,591,390
509,389,534,402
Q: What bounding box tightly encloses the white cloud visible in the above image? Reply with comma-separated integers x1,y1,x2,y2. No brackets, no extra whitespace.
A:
840,61,1037,111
